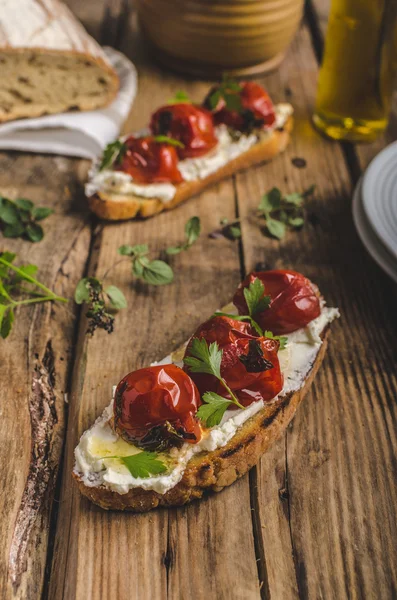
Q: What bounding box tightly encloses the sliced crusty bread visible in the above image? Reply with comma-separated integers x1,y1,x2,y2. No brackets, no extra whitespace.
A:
87,117,293,221
74,326,329,512
0,0,119,122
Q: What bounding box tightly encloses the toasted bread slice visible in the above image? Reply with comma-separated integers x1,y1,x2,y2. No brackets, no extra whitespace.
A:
74,325,329,512
87,117,292,221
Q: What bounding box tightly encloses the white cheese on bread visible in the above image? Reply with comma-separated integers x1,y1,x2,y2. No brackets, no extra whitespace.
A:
74,305,339,496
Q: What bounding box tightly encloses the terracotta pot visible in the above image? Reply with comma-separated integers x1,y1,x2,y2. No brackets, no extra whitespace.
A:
136,0,304,77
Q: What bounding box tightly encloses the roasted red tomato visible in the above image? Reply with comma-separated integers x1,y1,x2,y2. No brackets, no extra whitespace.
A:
204,81,276,132
234,270,321,335
183,316,283,407
150,103,218,159
115,136,183,184
113,364,202,451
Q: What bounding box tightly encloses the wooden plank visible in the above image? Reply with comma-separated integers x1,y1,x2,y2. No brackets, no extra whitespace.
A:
49,12,262,598
235,17,397,600
0,3,120,597
0,152,91,599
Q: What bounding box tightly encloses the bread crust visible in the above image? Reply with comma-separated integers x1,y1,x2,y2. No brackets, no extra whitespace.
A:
74,327,329,512
87,117,293,221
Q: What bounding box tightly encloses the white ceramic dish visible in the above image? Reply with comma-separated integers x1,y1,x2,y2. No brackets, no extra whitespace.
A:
362,141,397,261
353,177,397,284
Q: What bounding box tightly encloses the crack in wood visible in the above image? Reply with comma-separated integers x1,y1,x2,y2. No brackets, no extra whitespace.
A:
249,468,271,600
284,434,307,599
8,341,60,589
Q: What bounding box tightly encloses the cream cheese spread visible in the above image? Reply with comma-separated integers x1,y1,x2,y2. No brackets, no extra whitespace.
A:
85,103,293,201
74,305,339,496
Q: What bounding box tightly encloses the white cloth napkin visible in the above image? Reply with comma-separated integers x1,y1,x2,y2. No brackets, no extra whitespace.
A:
0,47,137,159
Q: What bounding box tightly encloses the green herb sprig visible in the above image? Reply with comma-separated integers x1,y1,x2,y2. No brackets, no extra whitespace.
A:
0,252,67,339
213,279,287,349
209,218,241,240
118,244,174,286
152,135,185,148
167,90,191,105
205,75,242,112
214,279,269,336
75,277,127,335
104,451,167,478
166,216,201,255
0,196,53,242
264,330,288,350
184,337,245,427
258,186,315,240
99,140,127,171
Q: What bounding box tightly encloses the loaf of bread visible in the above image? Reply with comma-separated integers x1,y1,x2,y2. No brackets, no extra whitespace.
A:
0,0,119,122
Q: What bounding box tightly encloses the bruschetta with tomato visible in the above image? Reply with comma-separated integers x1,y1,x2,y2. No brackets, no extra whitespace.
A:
86,80,293,221
74,270,339,512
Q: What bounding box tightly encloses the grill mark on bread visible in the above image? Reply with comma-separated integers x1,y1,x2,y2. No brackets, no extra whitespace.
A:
221,443,244,458
261,395,292,428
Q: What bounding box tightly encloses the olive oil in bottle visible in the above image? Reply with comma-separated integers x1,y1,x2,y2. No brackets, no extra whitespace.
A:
313,0,397,142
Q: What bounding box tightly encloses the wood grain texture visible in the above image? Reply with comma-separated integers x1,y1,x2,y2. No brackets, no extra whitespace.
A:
235,12,397,599
0,153,90,598
48,13,262,595
0,0,396,598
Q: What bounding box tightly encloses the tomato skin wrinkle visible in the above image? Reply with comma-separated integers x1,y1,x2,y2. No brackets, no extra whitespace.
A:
116,135,183,184
234,270,321,335
204,81,276,132
113,364,202,451
183,316,283,407
150,103,218,159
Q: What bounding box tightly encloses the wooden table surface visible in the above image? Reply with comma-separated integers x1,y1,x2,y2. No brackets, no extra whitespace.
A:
1,1,396,598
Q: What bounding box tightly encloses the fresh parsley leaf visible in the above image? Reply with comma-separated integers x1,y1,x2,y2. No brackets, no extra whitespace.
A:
283,192,304,207
243,279,271,317
288,216,304,228
266,217,286,240
99,140,126,171
139,259,174,286
168,90,191,104
0,307,14,339
105,285,127,309
259,188,282,213
0,199,19,224
196,392,233,427
208,218,241,241
205,75,243,113
119,244,174,286
258,186,315,240
118,244,148,257
15,198,34,212
25,222,44,242
109,452,167,478
184,337,222,378
212,311,263,336
264,330,288,350
3,222,25,238
32,207,53,221
152,135,184,149
0,196,52,242
74,278,92,304
229,224,241,239
166,216,201,255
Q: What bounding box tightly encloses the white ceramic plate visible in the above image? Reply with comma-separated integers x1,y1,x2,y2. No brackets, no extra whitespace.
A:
353,178,397,284
362,141,397,261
